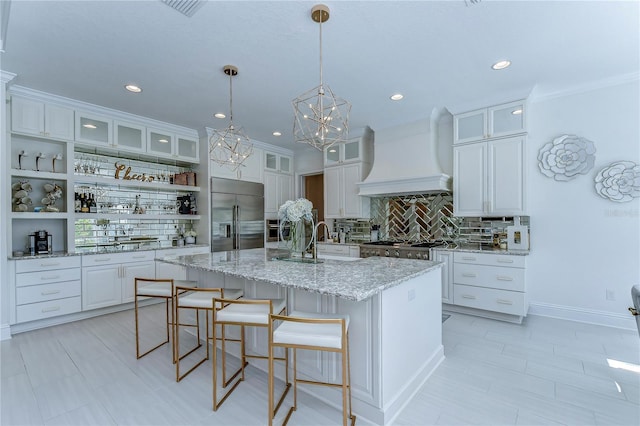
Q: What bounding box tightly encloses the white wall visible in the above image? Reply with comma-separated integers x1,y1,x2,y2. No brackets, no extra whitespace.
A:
526,78,640,327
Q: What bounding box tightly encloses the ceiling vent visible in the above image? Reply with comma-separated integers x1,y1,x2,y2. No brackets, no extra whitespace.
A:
161,0,205,17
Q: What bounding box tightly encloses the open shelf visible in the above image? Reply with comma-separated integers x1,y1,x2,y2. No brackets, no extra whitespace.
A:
72,174,200,192
10,169,68,180
73,213,200,221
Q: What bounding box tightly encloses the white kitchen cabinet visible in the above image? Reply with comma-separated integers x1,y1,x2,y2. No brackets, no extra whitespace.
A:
264,171,293,217
323,126,374,167
114,120,146,153
176,134,199,163
155,246,210,280
81,251,155,310
147,128,174,159
13,256,82,323
453,100,526,144
11,96,75,141
75,111,113,146
432,249,453,304
325,162,370,219
453,136,526,216
265,151,292,174
211,145,263,183
316,243,360,258
451,251,527,322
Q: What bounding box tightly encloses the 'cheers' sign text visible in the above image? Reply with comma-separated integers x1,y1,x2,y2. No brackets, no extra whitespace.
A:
114,162,156,182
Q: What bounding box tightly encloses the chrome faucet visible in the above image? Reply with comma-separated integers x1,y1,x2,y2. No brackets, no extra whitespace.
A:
312,221,331,260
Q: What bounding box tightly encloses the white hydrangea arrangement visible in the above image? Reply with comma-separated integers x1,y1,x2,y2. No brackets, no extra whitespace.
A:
278,198,313,223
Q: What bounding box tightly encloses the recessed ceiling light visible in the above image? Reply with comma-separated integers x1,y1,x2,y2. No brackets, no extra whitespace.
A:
158,139,169,144
83,124,97,129
492,60,511,70
214,113,226,119
390,93,404,101
125,84,142,93
328,148,337,153
511,108,523,115
272,131,282,136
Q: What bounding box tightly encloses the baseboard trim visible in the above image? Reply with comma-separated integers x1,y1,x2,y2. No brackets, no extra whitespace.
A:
1,324,12,341
528,302,636,330
7,299,159,336
443,303,524,324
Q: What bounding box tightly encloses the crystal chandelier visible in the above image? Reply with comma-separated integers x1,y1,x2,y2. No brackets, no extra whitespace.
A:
292,4,351,151
209,65,253,170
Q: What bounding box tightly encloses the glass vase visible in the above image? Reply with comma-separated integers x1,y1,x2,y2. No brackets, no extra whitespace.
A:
280,218,315,257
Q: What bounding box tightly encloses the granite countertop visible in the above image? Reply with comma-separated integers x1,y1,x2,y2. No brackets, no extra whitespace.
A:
434,243,530,256
157,248,443,302
8,244,209,260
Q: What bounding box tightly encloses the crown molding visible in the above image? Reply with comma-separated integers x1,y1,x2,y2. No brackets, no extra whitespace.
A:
530,72,640,103
1,70,16,84
8,85,198,136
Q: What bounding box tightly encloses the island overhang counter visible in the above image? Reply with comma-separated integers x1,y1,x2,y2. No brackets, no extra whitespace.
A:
157,248,444,425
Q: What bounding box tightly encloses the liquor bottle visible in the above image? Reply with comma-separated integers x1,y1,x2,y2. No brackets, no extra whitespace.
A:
80,193,89,213
89,193,97,213
74,192,81,213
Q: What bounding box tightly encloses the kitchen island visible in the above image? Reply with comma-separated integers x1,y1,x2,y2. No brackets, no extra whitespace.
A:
157,248,444,425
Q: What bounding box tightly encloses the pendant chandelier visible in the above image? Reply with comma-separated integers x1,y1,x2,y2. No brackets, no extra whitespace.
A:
209,65,253,170
292,4,351,151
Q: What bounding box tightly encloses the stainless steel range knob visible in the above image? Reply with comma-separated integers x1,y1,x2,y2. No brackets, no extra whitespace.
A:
384,250,390,257
394,250,400,257
407,252,413,258
423,253,429,260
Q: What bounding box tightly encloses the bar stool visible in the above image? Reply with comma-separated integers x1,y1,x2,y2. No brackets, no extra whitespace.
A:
174,286,243,381
134,278,197,362
212,297,291,417
269,311,355,426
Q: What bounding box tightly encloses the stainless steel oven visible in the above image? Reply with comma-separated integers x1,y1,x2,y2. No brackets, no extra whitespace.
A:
266,219,290,242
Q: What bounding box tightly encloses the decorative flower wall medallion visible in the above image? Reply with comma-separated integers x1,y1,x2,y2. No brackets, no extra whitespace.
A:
538,134,596,181
594,161,640,203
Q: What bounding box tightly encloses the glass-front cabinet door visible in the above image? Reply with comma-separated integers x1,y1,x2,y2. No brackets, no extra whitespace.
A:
454,109,487,144
147,129,174,158
75,112,112,146
176,135,199,162
343,139,361,162
279,155,291,173
488,100,526,139
265,152,278,171
325,145,341,166
114,120,145,153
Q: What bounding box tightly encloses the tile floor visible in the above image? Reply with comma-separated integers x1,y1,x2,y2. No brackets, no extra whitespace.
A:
1,307,638,425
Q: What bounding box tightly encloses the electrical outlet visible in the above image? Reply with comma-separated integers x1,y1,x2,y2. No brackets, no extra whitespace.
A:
408,288,415,301
606,289,616,301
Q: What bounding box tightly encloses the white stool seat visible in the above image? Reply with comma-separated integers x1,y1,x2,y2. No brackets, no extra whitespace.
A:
137,280,197,297
178,288,243,309
273,311,350,350
216,298,286,324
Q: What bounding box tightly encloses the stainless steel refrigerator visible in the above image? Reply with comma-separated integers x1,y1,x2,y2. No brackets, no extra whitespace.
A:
211,177,265,252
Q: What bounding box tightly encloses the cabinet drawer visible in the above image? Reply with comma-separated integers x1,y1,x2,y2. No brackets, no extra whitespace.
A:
16,268,81,287
318,244,350,256
16,256,81,273
82,250,155,266
158,246,209,257
453,252,526,268
16,296,82,323
453,284,525,316
454,264,525,291
17,281,81,305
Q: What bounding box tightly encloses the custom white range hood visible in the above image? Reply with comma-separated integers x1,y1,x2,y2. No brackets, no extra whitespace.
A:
357,108,452,196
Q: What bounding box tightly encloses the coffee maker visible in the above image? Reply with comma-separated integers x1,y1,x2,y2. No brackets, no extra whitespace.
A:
29,230,53,255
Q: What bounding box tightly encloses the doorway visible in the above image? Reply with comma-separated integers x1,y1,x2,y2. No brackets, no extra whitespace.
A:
303,173,325,239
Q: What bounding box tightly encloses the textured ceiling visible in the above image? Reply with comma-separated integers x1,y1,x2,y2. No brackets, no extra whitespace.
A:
2,1,639,153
